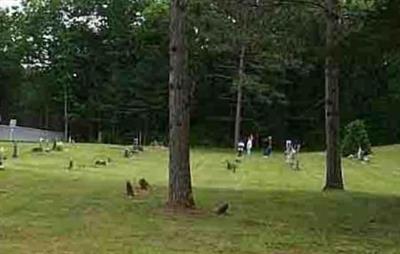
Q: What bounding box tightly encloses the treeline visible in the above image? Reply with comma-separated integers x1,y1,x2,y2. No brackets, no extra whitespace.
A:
0,0,399,148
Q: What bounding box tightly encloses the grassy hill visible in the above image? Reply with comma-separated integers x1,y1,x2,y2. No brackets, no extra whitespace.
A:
1,142,399,253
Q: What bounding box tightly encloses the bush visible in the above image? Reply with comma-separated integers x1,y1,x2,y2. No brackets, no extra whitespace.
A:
342,120,372,157
54,141,64,152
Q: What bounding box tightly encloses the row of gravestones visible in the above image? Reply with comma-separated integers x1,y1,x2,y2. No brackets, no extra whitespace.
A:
32,139,64,153
1,137,144,171
0,140,232,216
68,139,146,170
0,138,65,171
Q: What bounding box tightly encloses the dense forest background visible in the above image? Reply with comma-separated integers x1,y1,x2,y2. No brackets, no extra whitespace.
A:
0,0,399,149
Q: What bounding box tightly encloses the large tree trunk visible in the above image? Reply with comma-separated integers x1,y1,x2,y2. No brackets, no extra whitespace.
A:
324,0,344,190
168,0,195,208
234,44,246,149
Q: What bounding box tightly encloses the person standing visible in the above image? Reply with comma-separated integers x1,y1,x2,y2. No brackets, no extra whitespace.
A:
285,140,292,154
246,134,253,155
266,136,273,156
237,139,245,157
263,137,269,156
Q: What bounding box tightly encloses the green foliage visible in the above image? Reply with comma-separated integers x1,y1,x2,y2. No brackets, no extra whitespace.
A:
342,120,372,156
0,0,399,147
54,141,64,152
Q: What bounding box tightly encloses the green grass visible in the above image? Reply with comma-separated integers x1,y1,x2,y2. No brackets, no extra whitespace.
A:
1,143,400,254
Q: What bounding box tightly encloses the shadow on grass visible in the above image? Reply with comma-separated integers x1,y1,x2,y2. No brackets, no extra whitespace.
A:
195,186,400,225
154,186,400,252
1,175,399,253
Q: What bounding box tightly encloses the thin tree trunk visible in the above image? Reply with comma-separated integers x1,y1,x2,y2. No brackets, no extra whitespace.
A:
324,0,344,190
234,44,246,149
64,83,69,141
168,0,195,208
112,124,116,144
44,104,49,129
39,109,43,129
0,89,9,124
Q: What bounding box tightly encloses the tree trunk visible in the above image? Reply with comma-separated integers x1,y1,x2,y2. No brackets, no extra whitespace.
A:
168,0,195,208
0,87,9,124
234,44,246,149
44,104,49,129
324,0,344,190
64,83,69,141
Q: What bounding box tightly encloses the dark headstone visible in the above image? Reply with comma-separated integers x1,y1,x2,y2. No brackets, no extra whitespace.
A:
95,160,107,166
0,148,4,170
68,160,74,170
124,149,131,158
216,203,229,215
126,181,135,197
138,178,150,190
12,142,18,158
52,139,57,150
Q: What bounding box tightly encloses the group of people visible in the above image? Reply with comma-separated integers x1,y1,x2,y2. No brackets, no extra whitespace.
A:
285,140,301,156
236,135,301,160
237,135,273,157
237,135,254,156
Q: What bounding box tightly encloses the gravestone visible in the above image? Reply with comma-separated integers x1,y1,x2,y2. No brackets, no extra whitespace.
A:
9,119,17,141
68,159,74,170
12,141,18,158
124,148,131,158
0,147,5,170
126,181,135,197
138,178,150,190
215,203,229,215
95,159,107,166
52,139,57,150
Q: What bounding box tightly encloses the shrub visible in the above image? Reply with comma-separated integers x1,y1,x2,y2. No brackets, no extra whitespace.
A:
342,120,372,157
54,141,64,151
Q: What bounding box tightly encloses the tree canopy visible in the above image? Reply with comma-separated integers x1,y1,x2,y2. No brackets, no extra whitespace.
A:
0,0,399,148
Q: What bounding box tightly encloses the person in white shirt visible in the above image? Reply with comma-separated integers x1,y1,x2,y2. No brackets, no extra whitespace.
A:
246,135,253,155
285,140,292,154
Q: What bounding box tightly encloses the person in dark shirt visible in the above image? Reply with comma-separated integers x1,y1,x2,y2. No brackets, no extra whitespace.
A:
237,140,245,157
263,136,273,157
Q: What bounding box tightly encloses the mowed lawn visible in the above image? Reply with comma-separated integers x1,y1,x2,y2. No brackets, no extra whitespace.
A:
1,143,400,254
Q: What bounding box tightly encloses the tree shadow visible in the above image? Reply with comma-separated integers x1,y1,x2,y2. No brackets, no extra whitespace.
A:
154,186,400,253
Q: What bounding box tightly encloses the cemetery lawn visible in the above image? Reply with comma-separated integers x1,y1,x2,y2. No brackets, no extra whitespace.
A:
1,143,400,254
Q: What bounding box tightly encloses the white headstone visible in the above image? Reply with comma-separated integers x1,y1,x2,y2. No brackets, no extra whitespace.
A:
9,119,17,128
9,119,17,141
